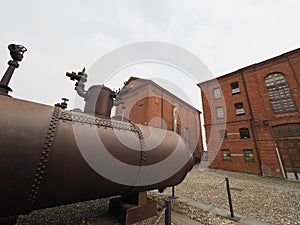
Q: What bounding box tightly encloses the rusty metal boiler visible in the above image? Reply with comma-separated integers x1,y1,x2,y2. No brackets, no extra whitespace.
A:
0,44,194,223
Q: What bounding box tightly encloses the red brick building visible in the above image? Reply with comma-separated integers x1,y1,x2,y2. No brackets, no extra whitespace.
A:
198,49,300,180
115,77,203,159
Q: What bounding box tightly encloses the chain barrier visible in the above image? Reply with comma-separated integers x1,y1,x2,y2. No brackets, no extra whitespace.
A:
205,179,227,212
154,207,166,225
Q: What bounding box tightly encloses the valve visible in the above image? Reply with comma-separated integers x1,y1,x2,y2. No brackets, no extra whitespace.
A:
0,44,27,96
55,98,69,109
66,67,87,83
66,68,88,99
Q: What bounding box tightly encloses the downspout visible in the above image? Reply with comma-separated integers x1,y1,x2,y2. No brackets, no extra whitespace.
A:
241,71,263,176
161,92,164,129
173,104,177,132
274,143,287,178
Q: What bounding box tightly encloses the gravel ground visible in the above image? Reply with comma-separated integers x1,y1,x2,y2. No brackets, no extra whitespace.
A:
16,166,300,225
148,193,239,225
17,198,163,225
163,165,300,225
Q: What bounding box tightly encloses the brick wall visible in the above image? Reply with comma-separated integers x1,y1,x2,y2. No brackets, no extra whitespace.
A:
116,78,204,159
199,48,300,178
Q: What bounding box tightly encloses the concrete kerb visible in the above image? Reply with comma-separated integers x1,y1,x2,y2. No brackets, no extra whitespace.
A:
172,211,204,225
149,190,271,225
201,169,300,192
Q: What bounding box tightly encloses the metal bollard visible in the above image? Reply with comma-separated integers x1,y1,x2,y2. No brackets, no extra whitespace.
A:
165,200,171,225
171,186,178,199
225,177,240,221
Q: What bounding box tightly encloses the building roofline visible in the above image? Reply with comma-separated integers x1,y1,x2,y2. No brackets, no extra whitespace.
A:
125,76,201,114
197,47,300,87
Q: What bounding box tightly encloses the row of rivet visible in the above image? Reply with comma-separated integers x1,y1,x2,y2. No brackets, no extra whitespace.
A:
26,107,60,211
131,123,146,186
60,111,136,132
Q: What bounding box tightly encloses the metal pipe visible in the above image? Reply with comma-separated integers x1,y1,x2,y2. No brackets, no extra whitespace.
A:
275,144,287,178
241,71,263,176
171,104,178,199
165,200,171,225
173,104,177,133
225,177,234,218
1,63,17,86
75,82,87,98
0,44,27,95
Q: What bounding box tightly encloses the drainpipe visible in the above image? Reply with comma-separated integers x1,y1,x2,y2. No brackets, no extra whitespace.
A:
173,104,177,133
274,143,287,178
241,71,263,176
161,92,164,129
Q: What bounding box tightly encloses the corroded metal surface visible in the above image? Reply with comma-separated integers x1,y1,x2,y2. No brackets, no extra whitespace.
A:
0,95,193,220
0,44,193,224
26,107,61,211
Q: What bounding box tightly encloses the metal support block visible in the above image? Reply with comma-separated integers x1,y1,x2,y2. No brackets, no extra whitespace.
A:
109,192,157,225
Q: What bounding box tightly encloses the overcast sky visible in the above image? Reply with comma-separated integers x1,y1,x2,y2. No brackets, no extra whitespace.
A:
1,0,300,111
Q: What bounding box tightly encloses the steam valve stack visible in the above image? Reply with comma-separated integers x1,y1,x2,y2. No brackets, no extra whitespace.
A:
0,44,27,96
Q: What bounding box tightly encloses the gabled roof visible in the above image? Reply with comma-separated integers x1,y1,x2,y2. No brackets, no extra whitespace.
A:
122,76,201,113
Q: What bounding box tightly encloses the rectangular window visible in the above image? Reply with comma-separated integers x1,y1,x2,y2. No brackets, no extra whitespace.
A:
219,130,228,139
235,102,245,115
213,88,221,99
239,128,250,139
231,82,240,94
184,127,189,144
222,149,231,161
244,149,255,162
216,107,224,119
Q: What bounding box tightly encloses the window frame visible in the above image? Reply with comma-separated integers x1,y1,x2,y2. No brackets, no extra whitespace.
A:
265,73,297,114
213,88,221,99
219,130,228,139
222,149,231,161
239,128,250,139
231,81,240,95
243,149,255,162
216,107,225,119
234,102,245,116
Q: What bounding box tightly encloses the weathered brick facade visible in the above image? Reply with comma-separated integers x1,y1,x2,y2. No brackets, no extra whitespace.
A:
115,77,203,159
198,49,300,180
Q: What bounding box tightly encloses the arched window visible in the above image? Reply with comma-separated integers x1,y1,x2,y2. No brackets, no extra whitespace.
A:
265,73,297,114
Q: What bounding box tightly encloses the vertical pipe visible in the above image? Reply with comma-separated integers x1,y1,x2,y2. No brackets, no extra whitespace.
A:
225,177,234,218
173,104,177,132
171,104,178,199
121,104,125,122
161,92,164,129
274,144,287,178
0,65,16,86
171,186,176,199
241,71,263,176
165,200,171,225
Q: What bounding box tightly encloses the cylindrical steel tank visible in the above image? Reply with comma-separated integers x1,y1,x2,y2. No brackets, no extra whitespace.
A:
0,95,193,219
83,85,114,117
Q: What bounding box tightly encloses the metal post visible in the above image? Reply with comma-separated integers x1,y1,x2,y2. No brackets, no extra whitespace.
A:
171,104,178,200
0,44,27,96
121,104,125,122
225,177,240,221
170,186,178,199
165,200,171,225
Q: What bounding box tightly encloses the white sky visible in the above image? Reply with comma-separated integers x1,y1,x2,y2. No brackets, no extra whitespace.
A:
1,0,300,111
